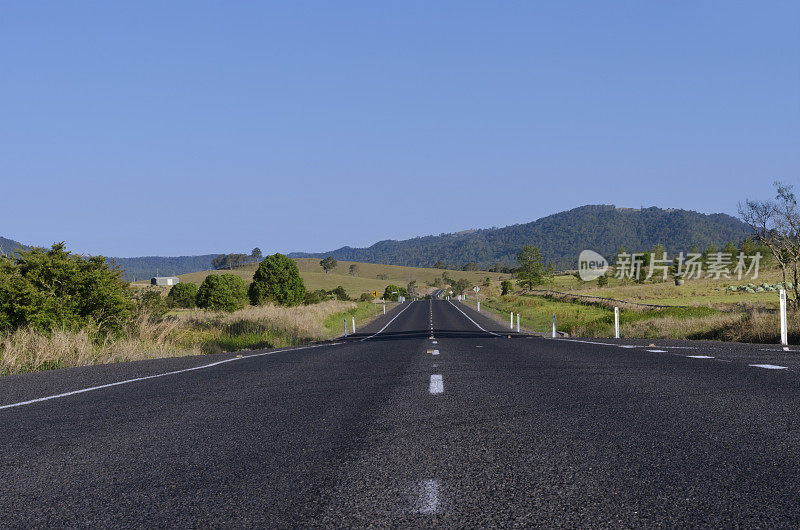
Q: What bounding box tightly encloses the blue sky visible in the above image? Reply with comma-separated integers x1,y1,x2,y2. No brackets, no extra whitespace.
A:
2,2,798,257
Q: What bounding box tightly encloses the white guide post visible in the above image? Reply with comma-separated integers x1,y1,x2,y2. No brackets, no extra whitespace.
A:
352,316,356,334
516,313,520,333
383,303,386,315
614,307,620,339
477,301,480,312
552,314,556,338
780,289,788,346
344,319,348,337
510,312,514,330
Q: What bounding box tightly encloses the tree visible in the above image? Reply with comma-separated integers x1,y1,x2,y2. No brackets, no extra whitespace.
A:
516,244,547,290
433,260,447,269
251,248,263,260
383,284,401,301
407,280,417,294
739,182,800,306
348,264,359,276
249,253,306,306
167,282,198,308
196,274,247,312
320,256,338,274
462,262,479,271
0,243,133,335
597,274,609,287
501,280,514,295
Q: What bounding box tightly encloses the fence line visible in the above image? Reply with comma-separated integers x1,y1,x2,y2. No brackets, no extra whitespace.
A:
523,289,688,309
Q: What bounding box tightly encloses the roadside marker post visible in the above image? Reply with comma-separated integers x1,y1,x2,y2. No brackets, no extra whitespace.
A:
614,307,620,339
344,319,348,337
780,289,788,346
552,314,556,338
383,303,386,315
352,316,356,335
516,314,520,333
477,301,480,312
510,312,514,330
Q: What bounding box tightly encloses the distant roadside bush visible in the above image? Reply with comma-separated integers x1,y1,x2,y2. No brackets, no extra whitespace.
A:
196,274,248,312
167,283,198,308
331,286,350,301
0,243,133,335
135,289,169,320
304,289,330,305
383,284,401,301
501,280,514,295
249,253,306,306
358,292,373,302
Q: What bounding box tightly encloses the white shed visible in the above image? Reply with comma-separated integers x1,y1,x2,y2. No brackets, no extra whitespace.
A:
151,277,180,286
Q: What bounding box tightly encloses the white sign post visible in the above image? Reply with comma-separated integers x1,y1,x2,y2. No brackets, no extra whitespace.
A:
780,289,788,346
614,307,620,339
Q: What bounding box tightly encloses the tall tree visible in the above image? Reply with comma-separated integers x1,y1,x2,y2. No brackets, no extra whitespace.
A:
348,264,359,276
516,244,546,290
251,247,262,260
249,253,307,306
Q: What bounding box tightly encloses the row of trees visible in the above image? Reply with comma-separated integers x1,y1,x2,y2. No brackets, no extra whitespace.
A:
212,248,263,270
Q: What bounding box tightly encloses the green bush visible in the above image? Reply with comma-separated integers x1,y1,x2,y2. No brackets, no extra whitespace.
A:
383,284,401,301
304,289,329,305
0,243,133,335
196,274,248,312
136,289,169,320
249,253,306,306
167,282,198,308
331,286,350,301
501,280,514,295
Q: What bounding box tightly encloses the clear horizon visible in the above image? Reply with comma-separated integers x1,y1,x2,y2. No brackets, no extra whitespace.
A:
2,2,798,257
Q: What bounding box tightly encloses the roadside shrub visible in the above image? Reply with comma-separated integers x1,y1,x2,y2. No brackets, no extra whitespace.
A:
501,280,514,295
0,243,133,335
304,289,330,305
331,286,350,301
358,292,373,302
196,274,248,312
135,289,169,320
167,282,198,308
249,253,306,306
383,284,401,301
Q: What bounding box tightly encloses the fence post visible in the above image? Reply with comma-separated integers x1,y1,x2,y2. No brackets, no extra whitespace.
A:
552,314,556,338
614,307,620,339
780,289,788,346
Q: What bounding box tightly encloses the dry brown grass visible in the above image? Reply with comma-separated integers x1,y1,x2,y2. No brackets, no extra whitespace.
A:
0,301,361,375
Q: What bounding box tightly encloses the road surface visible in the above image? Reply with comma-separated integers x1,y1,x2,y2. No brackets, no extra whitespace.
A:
3,299,800,526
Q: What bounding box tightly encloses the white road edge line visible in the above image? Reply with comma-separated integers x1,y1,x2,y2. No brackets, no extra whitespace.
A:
749,364,788,370
0,342,335,411
447,301,503,337
359,301,416,342
429,374,444,394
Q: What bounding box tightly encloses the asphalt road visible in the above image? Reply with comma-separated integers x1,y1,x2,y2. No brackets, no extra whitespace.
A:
3,300,800,527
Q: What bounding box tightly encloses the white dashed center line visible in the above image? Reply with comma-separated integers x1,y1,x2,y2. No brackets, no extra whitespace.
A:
415,479,440,514
429,374,444,394
647,349,667,353
749,364,788,370
687,355,714,359
432,349,439,355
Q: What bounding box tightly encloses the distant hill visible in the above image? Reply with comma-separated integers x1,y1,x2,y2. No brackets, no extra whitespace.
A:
0,236,27,256
0,236,216,281
109,255,218,282
289,205,753,269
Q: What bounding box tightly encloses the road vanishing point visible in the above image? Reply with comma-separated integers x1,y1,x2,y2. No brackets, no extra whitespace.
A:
3,297,800,526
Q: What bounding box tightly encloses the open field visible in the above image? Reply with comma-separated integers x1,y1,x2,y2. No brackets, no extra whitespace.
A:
540,269,787,309
142,258,511,298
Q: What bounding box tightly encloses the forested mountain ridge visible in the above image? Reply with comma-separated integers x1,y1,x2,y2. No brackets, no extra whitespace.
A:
0,237,26,256
289,205,753,269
